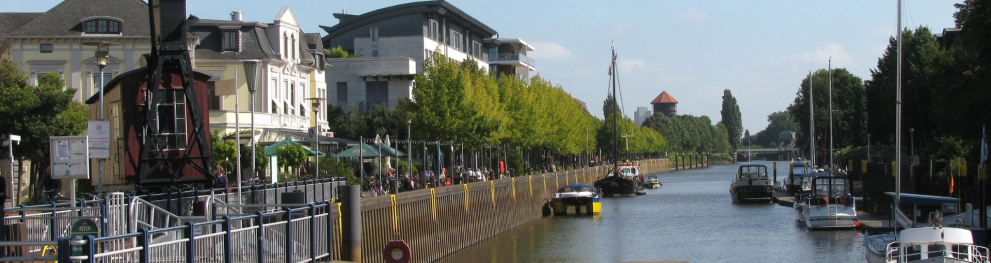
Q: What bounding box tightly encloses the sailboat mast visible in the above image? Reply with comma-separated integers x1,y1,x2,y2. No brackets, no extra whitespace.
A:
809,71,815,167
895,0,903,211
612,44,619,173
829,58,833,175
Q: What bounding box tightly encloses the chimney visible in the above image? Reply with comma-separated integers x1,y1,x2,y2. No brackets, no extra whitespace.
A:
342,9,347,14
231,11,243,21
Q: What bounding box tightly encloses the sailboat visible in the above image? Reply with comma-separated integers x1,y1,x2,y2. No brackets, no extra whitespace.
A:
594,43,643,197
864,1,991,262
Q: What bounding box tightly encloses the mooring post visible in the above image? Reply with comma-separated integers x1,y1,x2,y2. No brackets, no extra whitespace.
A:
339,184,361,262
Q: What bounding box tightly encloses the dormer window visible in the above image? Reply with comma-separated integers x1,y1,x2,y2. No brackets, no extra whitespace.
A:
223,30,239,52
84,19,121,34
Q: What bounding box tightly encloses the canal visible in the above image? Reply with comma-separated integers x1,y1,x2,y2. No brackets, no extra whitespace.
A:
437,160,866,262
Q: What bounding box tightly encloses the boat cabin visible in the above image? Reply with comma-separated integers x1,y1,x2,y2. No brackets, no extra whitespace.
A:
558,184,596,194
737,165,768,180
810,176,853,206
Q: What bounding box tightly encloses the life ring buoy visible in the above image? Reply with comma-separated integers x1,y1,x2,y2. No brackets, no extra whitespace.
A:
838,194,848,205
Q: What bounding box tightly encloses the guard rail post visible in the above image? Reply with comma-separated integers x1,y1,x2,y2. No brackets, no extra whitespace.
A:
339,184,361,262
83,235,95,263
326,201,334,259
48,203,57,241
139,228,150,263
284,208,293,263
223,216,232,263
185,221,195,263
256,211,265,263
309,203,317,262
57,236,71,262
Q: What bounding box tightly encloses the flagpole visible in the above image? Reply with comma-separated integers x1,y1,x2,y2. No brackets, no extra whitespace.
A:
981,125,987,229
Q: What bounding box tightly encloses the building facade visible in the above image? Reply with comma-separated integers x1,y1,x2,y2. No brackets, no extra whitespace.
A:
634,106,652,126
486,38,536,81
651,91,678,117
0,0,151,103
189,7,328,142
321,1,504,112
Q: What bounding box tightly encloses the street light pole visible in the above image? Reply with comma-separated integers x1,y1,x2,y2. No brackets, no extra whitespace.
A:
407,115,412,190
868,133,871,159
308,98,323,181
242,60,261,192
84,41,113,200
910,127,915,164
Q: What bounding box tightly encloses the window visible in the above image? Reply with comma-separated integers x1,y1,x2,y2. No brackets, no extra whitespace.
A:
451,31,463,51
283,34,288,58
40,44,53,53
92,72,113,95
291,35,296,60
366,81,388,111
370,27,379,43
429,20,439,40
271,101,279,114
472,41,482,58
156,90,187,151
223,30,238,51
371,49,378,57
290,82,296,109
424,49,432,62
207,81,220,110
83,19,121,34
300,103,307,117
336,82,347,105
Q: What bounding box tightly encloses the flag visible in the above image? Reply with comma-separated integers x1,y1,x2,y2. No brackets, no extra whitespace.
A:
982,125,988,169
951,171,956,194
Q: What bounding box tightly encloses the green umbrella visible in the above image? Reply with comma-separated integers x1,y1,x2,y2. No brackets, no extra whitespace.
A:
333,143,382,158
373,143,407,157
264,138,325,156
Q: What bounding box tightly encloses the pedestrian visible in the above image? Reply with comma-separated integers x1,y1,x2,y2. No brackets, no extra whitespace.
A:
214,166,228,192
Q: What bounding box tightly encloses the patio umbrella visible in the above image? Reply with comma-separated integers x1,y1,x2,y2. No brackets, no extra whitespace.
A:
264,138,324,156
333,143,381,158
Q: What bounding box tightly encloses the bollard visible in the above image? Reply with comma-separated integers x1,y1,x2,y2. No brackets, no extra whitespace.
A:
57,236,71,262
339,184,362,262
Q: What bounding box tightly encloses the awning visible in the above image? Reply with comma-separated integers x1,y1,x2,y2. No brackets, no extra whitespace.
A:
885,192,960,205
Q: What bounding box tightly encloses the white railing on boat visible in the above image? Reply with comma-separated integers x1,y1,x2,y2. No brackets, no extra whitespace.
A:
886,244,990,263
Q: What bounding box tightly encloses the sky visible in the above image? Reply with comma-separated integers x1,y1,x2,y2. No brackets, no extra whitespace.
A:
4,0,963,135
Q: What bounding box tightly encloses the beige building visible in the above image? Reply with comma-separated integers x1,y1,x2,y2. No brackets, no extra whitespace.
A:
0,0,152,103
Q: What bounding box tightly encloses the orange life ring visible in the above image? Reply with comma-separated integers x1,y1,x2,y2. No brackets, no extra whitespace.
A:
817,196,828,206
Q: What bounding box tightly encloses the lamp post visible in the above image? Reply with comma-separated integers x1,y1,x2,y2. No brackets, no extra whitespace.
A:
242,60,261,196
83,41,114,199
307,98,325,182
407,114,412,190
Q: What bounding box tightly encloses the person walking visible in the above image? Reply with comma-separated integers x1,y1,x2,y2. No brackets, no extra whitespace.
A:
214,166,228,192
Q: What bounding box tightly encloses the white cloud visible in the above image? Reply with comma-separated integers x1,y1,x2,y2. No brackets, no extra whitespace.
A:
783,43,854,66
528,42,574,59
618,58,647,75
676,9,709,22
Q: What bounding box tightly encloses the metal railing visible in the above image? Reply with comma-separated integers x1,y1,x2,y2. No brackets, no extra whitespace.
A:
488,52,536,67
69,202,341,263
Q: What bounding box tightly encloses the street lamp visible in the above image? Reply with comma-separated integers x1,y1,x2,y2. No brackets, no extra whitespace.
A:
308,97,325,181
406,114,412,191
242,60,261,193
867,133,871,158
83,41,115,199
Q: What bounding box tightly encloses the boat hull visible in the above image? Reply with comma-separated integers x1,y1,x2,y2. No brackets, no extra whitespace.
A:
644,182,661,189
552,197,600,215
803,205,858,229
595,176,639,197
730,185,774,203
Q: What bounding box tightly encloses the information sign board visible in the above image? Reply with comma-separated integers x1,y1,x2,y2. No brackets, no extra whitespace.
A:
87,121,110,159
69,219,99,256
50,136,89,179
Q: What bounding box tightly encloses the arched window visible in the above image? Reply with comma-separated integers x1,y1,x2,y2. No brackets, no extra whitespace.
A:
283,33,288,58
83,19,121,34
291,35,296,60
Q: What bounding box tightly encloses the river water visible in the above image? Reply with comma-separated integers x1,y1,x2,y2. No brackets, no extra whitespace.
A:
437,160,867,263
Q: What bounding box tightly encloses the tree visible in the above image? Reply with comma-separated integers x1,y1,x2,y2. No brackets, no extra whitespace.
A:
211,130,237,172
274,144,307,177
753,111,800,148
238,145,269,180
721,90,743,151
0,59,86,197
788,68,866,165
326,46,352,58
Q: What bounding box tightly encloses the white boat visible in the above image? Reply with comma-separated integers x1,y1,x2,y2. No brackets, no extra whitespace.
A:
800,176,859,229
865,233,899,263
730,164,773,203
644,175,662,189
551,184,601,215
880,214,990,263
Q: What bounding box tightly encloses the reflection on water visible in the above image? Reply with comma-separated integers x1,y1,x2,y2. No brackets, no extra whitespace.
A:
437,161,866,263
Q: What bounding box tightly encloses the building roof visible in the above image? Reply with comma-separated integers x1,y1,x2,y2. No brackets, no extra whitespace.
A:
320,1,497,42
0,12,41,36
189,17,281,61
650,91,678,104
4,0,150,37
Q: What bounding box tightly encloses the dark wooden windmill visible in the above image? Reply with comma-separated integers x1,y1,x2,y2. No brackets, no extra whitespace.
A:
136,0,214,190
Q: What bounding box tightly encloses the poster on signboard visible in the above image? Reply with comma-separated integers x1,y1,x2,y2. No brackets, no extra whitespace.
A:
50,136,89,179
87,121,110,159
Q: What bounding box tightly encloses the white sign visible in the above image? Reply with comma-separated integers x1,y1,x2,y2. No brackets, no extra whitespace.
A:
87,121,110,159
50,136,89,179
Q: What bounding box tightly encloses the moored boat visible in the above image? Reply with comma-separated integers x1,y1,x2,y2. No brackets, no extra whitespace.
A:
730,164,773,203
881,214,989,263
800,176,860,229
551,184,601,215
644,175,662,189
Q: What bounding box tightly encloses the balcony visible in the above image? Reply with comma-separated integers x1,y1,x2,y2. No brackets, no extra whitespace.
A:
488,52,536,69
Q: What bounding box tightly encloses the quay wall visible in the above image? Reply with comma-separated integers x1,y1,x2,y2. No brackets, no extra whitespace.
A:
356,158,674,263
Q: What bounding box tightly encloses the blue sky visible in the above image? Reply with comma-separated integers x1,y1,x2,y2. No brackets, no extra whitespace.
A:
6,0,962,135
